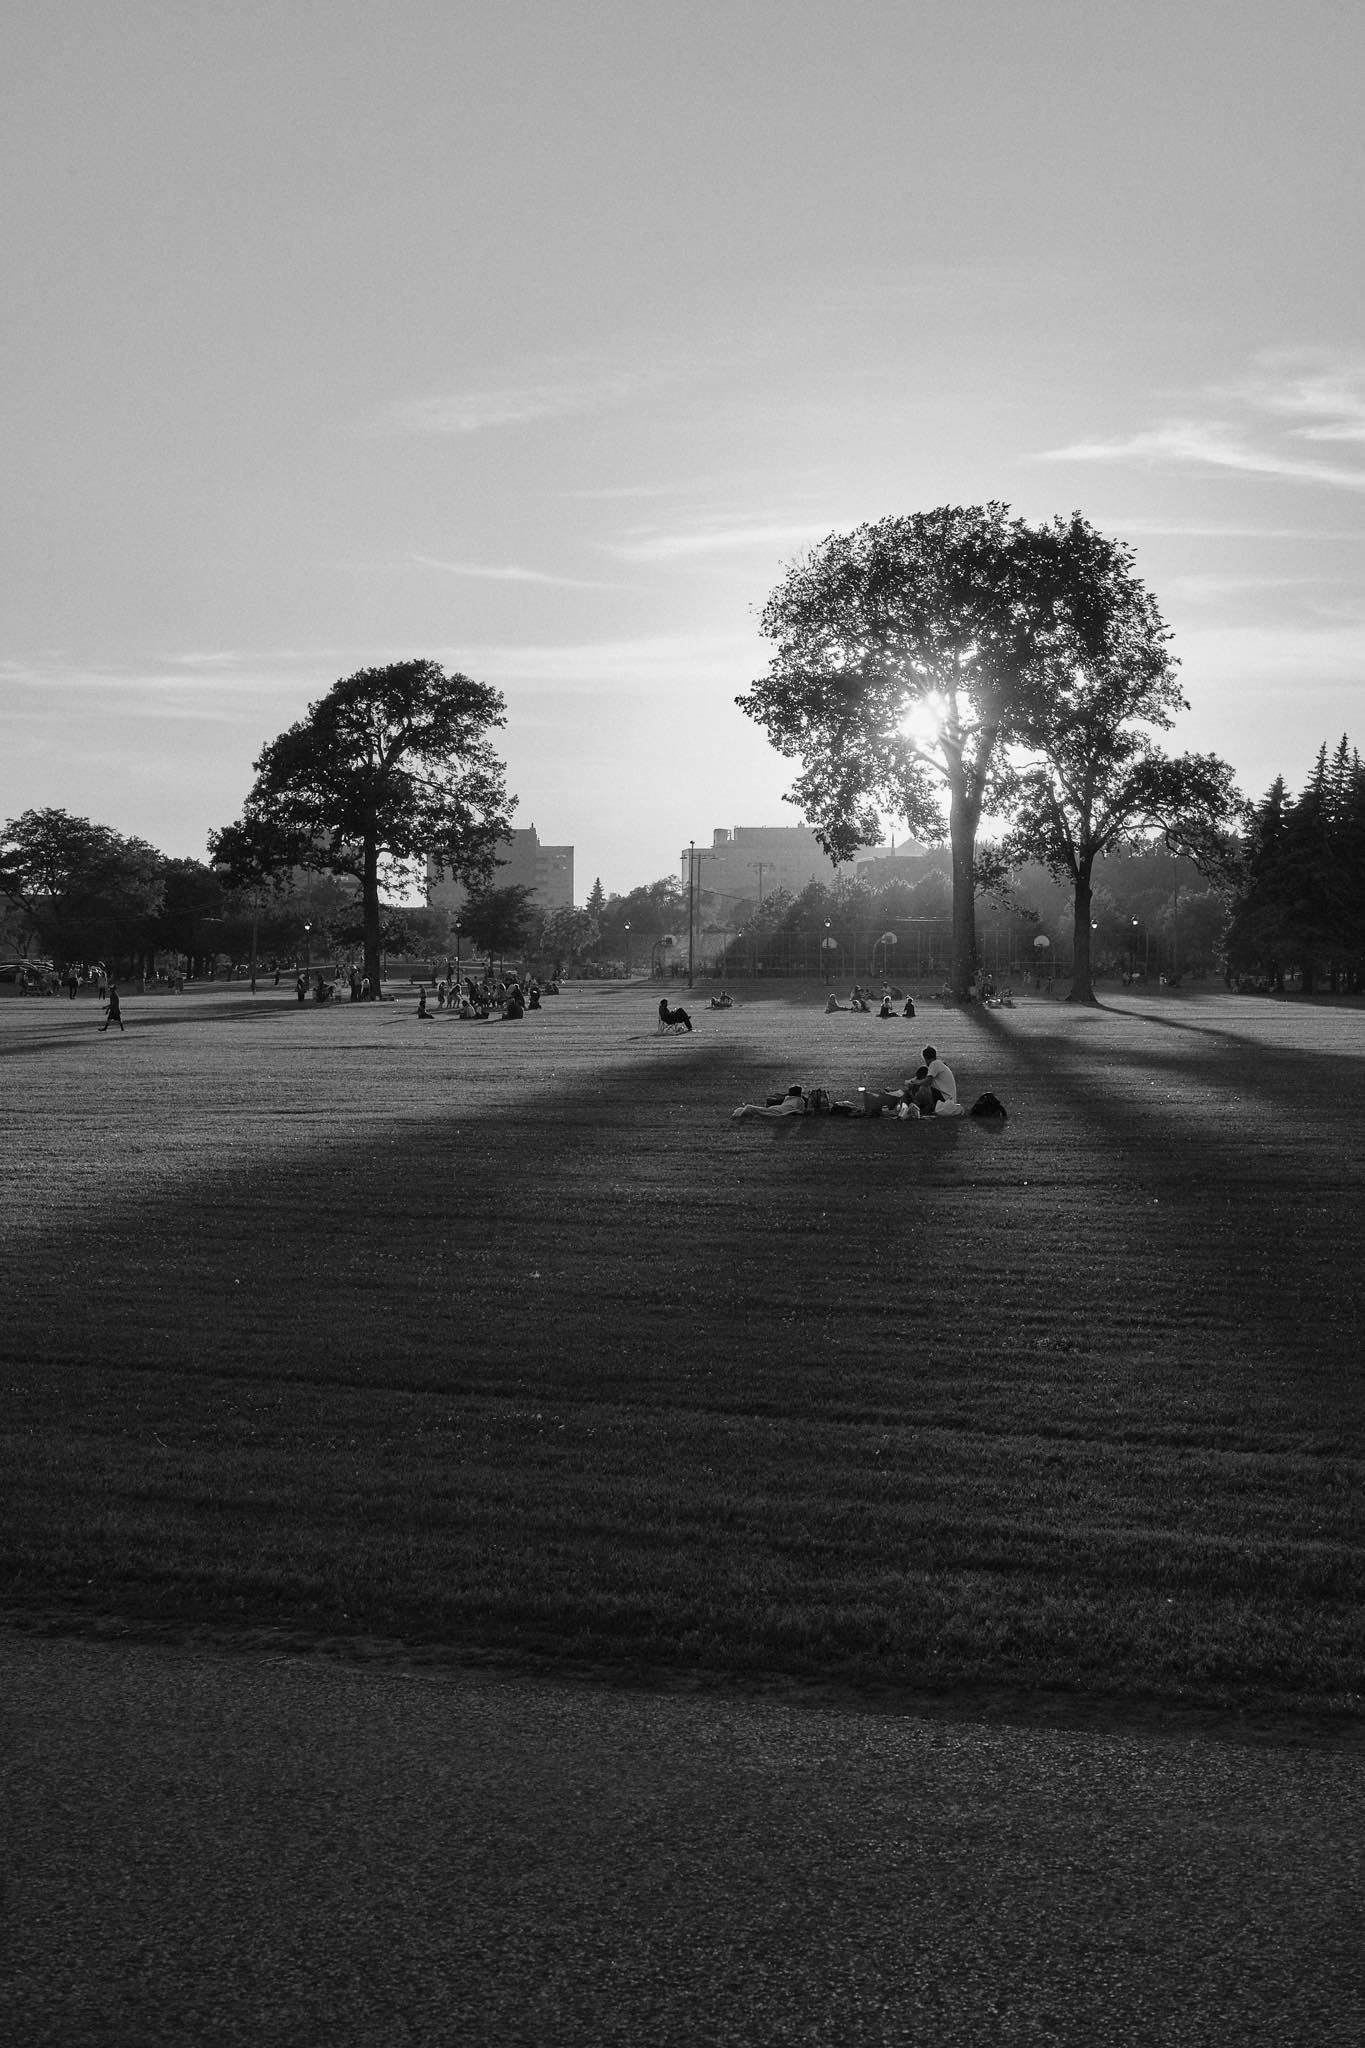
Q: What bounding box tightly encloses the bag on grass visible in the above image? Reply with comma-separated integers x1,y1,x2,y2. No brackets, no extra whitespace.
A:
968,1091,1008,1119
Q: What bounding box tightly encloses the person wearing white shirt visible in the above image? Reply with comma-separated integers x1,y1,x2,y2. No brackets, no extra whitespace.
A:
921,1045,957,1105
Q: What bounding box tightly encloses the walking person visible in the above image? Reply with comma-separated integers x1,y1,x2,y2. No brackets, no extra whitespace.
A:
100,985,125,1033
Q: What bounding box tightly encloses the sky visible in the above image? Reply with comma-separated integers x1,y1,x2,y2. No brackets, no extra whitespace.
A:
3,0,1363,897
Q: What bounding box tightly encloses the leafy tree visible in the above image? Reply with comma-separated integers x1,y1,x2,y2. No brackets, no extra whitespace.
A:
536,905,598,977
738,505,1156,996
0,809,165,971
460,884,536,977
597,877,687,958
1225,741,1365,992
997,564,1239,1000
0,896,36,960
211,660,513,995
155,859,226,976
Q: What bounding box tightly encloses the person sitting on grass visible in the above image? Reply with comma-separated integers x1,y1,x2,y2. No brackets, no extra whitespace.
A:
905,1046,963,1116
417,986,430,1018
848,984,871,1012
902,994,916,1018
824,991,845,1012
659,998,693,1032
878,993,895,1018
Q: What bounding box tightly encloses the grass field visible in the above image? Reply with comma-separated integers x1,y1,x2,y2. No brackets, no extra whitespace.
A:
3,979,1362,1732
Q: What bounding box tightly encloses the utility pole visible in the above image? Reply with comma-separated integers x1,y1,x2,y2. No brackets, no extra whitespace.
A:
688,841,696,987
748,860,770,907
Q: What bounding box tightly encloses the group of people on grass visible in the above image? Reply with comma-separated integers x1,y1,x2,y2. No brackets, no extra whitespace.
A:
732,1044,996,1121
417,975,555,1021
826,982,917,1018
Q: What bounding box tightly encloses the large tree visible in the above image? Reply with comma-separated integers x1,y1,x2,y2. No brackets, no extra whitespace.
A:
739,505,1178,997
1002,747,1240,1001
997,559,1240,1000
0,809,165,971
211,660,513,995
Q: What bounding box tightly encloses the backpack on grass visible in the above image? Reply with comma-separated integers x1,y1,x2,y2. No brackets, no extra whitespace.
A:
968,1091,1008,1119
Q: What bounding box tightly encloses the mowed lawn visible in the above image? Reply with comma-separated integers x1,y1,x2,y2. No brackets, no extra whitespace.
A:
2,980,1362,1727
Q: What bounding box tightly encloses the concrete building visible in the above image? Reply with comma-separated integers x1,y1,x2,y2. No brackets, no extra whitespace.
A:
682,825,926,917
427,824,574,918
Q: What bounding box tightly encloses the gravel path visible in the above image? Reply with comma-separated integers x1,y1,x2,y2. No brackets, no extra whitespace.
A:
2,1633,1361,2046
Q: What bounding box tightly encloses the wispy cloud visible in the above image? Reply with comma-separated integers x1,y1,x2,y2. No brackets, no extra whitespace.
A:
1038,350,1365,495
410,553,616,590
1180,614,1365,685
445,630,761,693
373,350,677,437
604,521,830,564
1085,517,1365,541
1223,351,1365,444
1,652,334,705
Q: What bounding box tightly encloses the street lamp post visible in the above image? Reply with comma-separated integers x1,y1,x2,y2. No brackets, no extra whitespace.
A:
454,921,461,989
624,922,631,978
302,921,312,972
246,883,261,994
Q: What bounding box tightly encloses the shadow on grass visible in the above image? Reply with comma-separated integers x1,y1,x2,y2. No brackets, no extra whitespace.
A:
2,997,1361,1725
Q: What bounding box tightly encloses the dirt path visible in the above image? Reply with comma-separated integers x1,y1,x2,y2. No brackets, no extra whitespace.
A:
3,1630,1361,2047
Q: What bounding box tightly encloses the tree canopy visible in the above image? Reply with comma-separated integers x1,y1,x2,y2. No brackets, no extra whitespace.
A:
738,505,1171,996
0,808,165,970
1225,739,1365,992
997,562,1240,999
459,883,536,975
211,659,513,995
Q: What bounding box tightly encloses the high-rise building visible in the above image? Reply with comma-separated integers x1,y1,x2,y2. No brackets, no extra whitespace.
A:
427,824,574,917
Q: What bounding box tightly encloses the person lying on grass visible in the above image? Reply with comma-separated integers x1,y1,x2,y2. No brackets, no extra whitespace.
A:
732,1084,811,1120
732,1083,914,1120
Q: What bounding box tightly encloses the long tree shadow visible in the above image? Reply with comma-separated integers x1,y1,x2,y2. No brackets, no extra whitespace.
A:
2,1000,1360,1716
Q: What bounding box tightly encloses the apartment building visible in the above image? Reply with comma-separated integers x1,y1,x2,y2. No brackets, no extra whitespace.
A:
427,824,574,917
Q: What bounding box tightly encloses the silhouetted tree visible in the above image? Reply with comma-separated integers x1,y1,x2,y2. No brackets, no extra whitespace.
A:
0,809,165,971
1226,740,1365,992
739,506,1174,996
460,883,536,978
211,660,512,996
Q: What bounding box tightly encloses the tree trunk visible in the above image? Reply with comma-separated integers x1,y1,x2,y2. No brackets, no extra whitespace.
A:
362,839,383,996
948,776,979,999
1067,863,1099,1004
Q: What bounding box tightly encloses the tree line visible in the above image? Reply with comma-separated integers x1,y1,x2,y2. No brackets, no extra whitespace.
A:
1224,738,1365,994
5,510,1362,997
